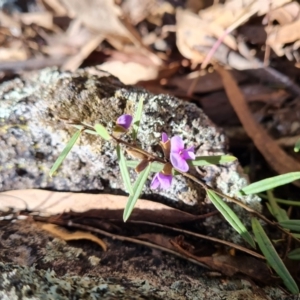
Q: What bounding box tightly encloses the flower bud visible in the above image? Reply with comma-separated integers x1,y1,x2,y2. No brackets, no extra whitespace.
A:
135,159,150,173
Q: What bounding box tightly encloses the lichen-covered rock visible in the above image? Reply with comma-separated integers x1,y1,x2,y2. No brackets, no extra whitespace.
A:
0,220,289,300
0,67,260,213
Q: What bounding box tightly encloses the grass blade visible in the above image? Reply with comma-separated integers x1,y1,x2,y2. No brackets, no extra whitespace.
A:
259,194,300,207
190,155,237,167
241,172,300,195
279,220,300,232
84,129,98,135
49,130,81,177
132,97,144,140
117,145,133,195
294,139,300,152
206,189,256,249
123,163,151,222
266,190,289,222
126,160,164,173
94,124,111,141
252,218,299,294
287,248,300,260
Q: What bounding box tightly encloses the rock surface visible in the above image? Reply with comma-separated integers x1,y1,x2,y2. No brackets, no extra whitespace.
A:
0,67,260,212
0,220,290,300
0,67,278,299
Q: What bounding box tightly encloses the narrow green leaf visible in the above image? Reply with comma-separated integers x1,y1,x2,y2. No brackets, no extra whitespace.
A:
94,124,111,140
72,125,84,130
132,97,144,140
287,248,300,260
252,218,299,294
190,155,237,167
266,190,289,222
117,145,133,195
292,233,300,239
206,189,256,249
279,220,300,232
84,129,98,135
123,163,151,222
294,139,300,152
49,130,81,177
126,160,164,173
241,172,300,195
276,199,300,207
260,194,300,207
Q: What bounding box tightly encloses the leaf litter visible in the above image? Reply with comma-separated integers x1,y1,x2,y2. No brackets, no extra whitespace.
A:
1,0,300,294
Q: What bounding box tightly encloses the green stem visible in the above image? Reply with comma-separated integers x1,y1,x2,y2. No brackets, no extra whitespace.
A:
69,119,298,242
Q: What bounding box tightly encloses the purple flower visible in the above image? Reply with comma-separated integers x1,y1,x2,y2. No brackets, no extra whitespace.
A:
170,136,195,172
150,172,172,190
162,132,168,143
116,114,133,130
160,132,171,159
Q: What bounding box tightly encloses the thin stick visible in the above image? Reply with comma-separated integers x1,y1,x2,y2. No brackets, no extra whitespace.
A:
129,220,265,260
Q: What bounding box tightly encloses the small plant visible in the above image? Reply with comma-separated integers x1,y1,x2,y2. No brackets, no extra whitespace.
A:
50,98,300,294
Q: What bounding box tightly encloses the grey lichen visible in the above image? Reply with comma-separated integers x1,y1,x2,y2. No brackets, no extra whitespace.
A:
0,220,292,300
0,263,146,300
42,238,85,263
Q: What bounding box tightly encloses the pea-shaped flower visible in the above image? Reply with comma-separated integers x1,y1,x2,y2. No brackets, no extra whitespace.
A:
150,172,172,190
170,136,195,172
116,114,133,130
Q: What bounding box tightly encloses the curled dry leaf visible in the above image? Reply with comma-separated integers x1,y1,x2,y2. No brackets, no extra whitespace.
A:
0,189,200,224
41,223,107,251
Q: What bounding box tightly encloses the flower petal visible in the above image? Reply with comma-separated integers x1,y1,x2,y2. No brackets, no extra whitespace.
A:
170,136,184,153
116,114,133,130
150,173,160,189
161,132,168,143
181,146,195,160
158,173,172,189
170,153,189,172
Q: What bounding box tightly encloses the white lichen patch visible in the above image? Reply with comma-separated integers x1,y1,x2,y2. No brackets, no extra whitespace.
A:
42,238,85,263
88,255,101,266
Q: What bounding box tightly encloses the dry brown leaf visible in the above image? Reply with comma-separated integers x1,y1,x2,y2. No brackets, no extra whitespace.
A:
60,0,161,66
0,46,27,61
123,0,174,26
169,69,247,94
41,223,107,251
137,233,174,250
41,20,93,57
99,61,158,84
200,255,272,283
176,8,237,63
263,2,300,57
267,19,300,56
264,1,300,25
0,11,21,31
122,0,156,25
61,0,128,38
200,0,291,25
18,12,54,30
41,0,68,16
62,34,104,71
176,0,291,64
0,190,200,224
170,240,272,284
217,65,300,185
